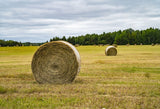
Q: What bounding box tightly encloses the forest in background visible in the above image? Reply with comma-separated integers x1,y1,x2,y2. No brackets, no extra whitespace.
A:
0,28,160,47
0,40,44,47
50,28,160,45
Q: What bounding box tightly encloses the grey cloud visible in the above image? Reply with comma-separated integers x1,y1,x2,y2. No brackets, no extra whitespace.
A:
0,0,126,20
0,0,160,42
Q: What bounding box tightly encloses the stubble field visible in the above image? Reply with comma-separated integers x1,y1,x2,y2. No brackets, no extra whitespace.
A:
0,45,160,109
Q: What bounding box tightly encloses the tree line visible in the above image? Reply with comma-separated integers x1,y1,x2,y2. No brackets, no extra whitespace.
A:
1,27,160,47
0,40,22,47
0,40,44,47
50,28,160,45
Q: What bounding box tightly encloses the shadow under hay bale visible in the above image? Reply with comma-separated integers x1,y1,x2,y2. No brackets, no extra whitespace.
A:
31,41,81,84
105,46,117,56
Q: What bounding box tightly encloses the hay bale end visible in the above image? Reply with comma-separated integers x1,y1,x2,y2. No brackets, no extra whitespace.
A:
105,46,117,56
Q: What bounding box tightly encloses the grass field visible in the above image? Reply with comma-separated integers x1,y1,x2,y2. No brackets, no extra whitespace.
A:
0,45,160,109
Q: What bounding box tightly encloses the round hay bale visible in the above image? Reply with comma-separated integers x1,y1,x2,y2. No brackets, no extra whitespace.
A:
75,44,80,47
112,44,118,48
151,43,155,46
105,46,117,56
31,41,81,84
126,43,130,46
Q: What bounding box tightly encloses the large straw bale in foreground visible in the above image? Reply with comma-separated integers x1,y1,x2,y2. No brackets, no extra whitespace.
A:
31,41,81,84
105,46,117,56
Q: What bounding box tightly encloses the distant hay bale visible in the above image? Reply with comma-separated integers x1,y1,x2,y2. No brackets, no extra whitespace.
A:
112,44,118,48
126,43,130,46
75,44,80,47
98,44,104,47
105,44,110,46
151,43,155,46
31,41,81,84
105,46,117,56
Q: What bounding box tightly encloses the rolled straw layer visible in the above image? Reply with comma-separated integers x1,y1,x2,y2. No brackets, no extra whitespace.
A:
105,46,117,56
31,41,80,84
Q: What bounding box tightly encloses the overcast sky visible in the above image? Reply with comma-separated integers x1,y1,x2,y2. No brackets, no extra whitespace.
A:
0,0,160,42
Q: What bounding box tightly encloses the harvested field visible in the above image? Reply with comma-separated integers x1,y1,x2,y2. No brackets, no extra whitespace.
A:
0,45,160,109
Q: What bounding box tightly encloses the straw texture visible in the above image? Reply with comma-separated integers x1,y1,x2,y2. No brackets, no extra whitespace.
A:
31,41,81,84
105,46,117,56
